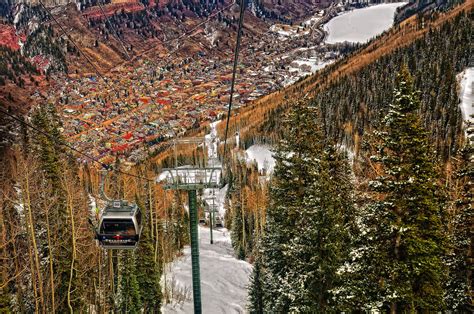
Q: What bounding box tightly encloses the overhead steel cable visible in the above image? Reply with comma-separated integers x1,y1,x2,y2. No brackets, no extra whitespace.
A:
166,2,235,45
123,1,237,66
38,0,125,98
39,0,236,105
96,1,131,60
0,107,154,182
33,1,238,176
222,0,245,165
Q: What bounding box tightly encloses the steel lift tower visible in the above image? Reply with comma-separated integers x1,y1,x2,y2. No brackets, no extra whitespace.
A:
160,137,221,314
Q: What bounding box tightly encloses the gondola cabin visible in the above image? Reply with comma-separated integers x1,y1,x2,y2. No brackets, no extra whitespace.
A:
97,200,142,249
215,216,223,228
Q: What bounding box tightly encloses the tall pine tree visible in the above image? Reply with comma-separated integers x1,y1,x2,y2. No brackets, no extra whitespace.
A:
117,251,142,313
136,194,162,312
285,143,356,312
247,256,264,314
249,101,356,312
258,102,324,312
342,66,447,311
444,142,473,310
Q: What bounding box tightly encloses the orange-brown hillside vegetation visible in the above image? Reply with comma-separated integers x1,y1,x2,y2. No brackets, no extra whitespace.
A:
216,0,474,145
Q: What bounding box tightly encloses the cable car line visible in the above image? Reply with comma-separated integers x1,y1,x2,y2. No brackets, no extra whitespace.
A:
222,0,245,165
38,0,236,129
38,0,124,97
123,1,237,70
38,0,236,96
165,2,236,47
96,1,132,60
0,107,154,182
29,1,245,180
18,1,246,251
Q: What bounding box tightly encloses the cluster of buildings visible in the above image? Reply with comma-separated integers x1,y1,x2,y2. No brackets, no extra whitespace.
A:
47,7,339,164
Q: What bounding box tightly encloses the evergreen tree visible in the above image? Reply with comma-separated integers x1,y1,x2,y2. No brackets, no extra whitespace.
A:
343,66,447,311
259,102,323,312
286,143,355,312
231,200,246,260
31,106,85,312
136,195,162,312
444,142,473,310
118,251,142,313
250,101,355,311
247,257,264,314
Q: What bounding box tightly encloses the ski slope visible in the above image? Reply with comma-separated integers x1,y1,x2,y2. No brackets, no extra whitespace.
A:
324,2,407,44
162,227,252,313
161,121,252,313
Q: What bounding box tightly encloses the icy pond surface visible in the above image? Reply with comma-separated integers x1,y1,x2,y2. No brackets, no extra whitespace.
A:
324,2,407,44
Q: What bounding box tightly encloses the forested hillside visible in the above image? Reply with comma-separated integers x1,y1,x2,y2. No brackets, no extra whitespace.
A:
246,66,472,312
0,106,189,312
219,3,473,312
0,0,471,312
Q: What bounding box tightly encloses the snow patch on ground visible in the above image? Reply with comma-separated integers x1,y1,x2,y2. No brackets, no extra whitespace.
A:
288,58,331,75
270,24,308,39
324,3,407,44
459,68,474,124
161,121,252,313
245,144,275,173
338,144,355,163
303,14,323,27
13,186,24,216
162,227,252,314
13,4,24,25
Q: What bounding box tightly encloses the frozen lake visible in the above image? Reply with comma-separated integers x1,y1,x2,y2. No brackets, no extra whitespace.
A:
324,2,407,44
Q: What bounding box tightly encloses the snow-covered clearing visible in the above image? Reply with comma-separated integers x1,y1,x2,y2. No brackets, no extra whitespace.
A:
269,24,308,39
303,14,323,27
162,227,252,314
161,121,252,313
324,2,407,44
288,58,331,76
459,67,474,124
245,144,275,173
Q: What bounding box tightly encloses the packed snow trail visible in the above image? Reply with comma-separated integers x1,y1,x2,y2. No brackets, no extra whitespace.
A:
162,121,252,313
162,227,252,313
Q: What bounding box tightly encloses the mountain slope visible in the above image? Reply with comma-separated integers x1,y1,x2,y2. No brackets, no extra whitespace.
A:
219,0,473,157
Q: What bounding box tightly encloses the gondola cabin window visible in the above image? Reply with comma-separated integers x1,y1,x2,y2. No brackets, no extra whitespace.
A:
101,219,136,236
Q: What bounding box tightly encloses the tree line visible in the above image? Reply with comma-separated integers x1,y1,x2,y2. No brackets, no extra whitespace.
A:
246,67,471,312
0,105,191,312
